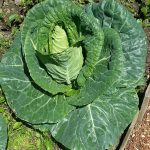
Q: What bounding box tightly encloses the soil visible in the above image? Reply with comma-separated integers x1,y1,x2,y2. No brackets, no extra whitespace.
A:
125,101,150,150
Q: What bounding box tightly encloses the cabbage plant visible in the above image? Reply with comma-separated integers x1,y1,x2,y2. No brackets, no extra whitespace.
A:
0,0,147,149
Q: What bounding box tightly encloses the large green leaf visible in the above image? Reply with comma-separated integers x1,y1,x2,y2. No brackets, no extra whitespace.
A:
22,0,104,91
51,87,138,150
21,0,68,45
0,113,7,150
0,34,74,124
68,27,124,106
91,0,147,87
21,0,76,94
24,31,72,95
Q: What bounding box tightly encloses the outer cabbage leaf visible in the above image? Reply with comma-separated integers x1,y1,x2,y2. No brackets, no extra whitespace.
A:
0,113,7,150
68,27,124,106
90,0,147,87
51,87,138,150
0,34,74,124
23,31,72,95
21,0,75,94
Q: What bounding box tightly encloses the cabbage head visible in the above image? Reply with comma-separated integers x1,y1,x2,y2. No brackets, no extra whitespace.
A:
0,0,147,149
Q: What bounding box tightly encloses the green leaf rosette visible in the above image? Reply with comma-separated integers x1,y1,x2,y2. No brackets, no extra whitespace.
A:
0,0,147,149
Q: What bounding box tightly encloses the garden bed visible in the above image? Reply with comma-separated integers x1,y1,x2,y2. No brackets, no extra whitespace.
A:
120,84,150,150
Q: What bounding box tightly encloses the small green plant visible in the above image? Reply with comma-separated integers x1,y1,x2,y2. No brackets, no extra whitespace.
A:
7,13,22,27
0,33,11,59
20,0,44,7
0,8,4,20
141,0,150,17
140,0,150,26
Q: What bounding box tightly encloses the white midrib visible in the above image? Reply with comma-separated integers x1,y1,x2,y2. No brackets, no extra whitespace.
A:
66,64,71,84
88,105,97,140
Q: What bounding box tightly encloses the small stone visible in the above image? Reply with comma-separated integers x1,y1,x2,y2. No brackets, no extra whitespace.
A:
141,135,145,138
15,0,21,5
132,134,135,137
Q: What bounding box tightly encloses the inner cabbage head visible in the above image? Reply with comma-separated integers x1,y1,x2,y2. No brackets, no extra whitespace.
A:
38,25,84,84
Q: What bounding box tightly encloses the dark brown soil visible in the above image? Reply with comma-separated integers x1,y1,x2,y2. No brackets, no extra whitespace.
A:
125,100,150,150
